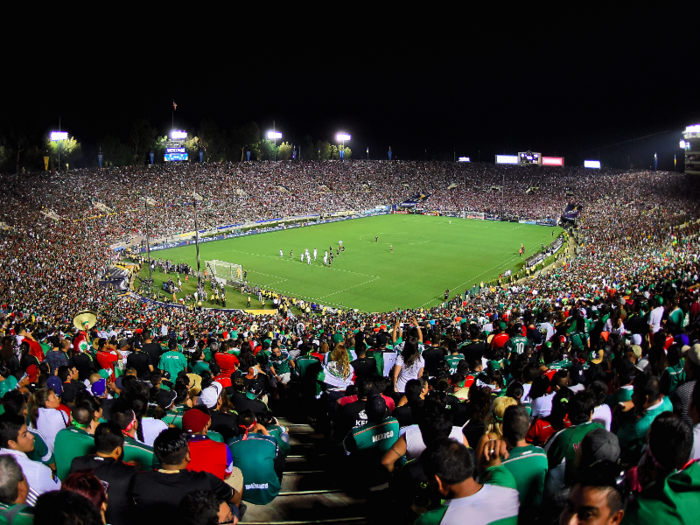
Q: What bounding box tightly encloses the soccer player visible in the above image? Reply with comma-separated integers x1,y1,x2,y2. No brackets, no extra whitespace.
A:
390,245,393,253
280,249,283,258
306,253,311,265
375,236,378,243
313,248,317,261
290,250,293,259
300,253,303,263
339,240,342,247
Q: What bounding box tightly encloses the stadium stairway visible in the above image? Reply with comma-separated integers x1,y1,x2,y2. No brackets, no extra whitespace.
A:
241,417,372,525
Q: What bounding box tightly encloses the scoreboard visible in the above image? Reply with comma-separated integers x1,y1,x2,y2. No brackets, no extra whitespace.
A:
164,139,188,162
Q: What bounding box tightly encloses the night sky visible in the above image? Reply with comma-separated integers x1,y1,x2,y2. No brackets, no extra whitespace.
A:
6,11,698,169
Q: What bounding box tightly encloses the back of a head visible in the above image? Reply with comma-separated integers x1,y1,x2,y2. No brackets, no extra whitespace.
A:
365,395,387,423
71,404,92,426
529,374,551,400
178,490,221,525
0,455,24,505
34,490,102,525
62,470,107,511
579,428,620,473
418,411,453,445
502,405,529,445
154,427,189,465
421,438,474,486
569,390,597,426
404,379,423,402
110,404,136,432
573,460,626,516
356,377,375,399
94,421,124,455
648,412,693,471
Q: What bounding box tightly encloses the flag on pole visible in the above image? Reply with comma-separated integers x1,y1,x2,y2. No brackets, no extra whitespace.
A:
173,101,177,111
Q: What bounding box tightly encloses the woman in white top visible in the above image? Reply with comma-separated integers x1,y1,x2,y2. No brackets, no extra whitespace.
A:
132,394,168,447
30,388,69,453
392,337,425,394
321,343,354,392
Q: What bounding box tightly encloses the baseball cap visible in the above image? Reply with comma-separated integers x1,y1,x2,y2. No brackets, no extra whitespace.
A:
198,383,222,408
156,389,177,410
580,428,621,469
47,376,63,397
683,344,700,366
630,345,642,359
182,408,211,434
631,334,642,346
246,383,262,399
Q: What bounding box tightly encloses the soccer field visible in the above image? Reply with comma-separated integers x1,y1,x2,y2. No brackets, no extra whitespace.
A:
146,215,561,312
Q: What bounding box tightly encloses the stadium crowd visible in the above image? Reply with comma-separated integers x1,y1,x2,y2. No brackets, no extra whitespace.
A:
0,161,699,524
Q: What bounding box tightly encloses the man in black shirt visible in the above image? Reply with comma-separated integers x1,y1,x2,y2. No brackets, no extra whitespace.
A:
70,422,139,525
350,341,376,380
140,330,163,371
125,339,153,381
131,428,241,525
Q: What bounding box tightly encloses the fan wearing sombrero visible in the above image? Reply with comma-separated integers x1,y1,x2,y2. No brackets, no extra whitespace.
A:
72,310,97,355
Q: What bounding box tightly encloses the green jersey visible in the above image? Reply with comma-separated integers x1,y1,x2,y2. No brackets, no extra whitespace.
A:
344,417,399,454
507,335,529,356
123,435,160,471
617,397,672,462
604,386,633,409
622,461,700,525
228,433,280,505
26,428,54,467
415,465,519,525
546,421,604,485
445,354,465,375
192,361,211,375
54,426,95,480
158,350,188,378
501,445,548,513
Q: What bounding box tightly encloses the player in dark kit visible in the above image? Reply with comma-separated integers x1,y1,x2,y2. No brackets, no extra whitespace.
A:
375,236,378,243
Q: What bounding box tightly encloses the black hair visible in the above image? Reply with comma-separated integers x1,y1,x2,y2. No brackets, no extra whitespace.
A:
1,390,28,417
648,412,693,471
0,414,24,448
71,405,92,426
503,405,529,444
421,438,474,485
505,381,524,401
588,381,608,406
57,365,71,382
356,377,375,399
529,374,551,400
153,428,189,465
94,421,124,454
568,390,596,425
34,490,102,525
575,460,626,515
633,371,661,405
177,490,221,525
418,411,453,445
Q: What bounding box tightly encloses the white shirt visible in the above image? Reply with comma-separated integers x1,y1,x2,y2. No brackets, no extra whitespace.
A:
531,392,555,420
394,354,425,393
404,425,464,460
35,408,69,452
0,448,61,495
691,423,700,460
140,417,169,447
592,404,613,431
649,306,664,333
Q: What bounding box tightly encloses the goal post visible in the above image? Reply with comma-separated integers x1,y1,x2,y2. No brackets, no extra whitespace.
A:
205,260,243,285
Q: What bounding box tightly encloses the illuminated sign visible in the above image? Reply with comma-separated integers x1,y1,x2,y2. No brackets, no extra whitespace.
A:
584,160,601,169
686,125,700,133
496,155,519,165
458,157,470,162
165,147,186,154
50,132,68,141
171,130,187,139
542,157,564,166
164,153,189,162
680,140,687,149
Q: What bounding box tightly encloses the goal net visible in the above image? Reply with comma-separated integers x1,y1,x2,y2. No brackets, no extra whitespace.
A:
205,260,243,285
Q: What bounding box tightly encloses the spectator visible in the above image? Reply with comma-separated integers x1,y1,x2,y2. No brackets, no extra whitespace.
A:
559,461,626,525
132,428,240,524
61,470,108,524
178,490,236,525
70,421,139,525
0,414,61,502
669,343,700,426
0,455,34,524
416,437,519,525
54,402,99,480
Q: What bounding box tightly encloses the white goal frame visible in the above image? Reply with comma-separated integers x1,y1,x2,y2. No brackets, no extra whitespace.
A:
205,260,243,285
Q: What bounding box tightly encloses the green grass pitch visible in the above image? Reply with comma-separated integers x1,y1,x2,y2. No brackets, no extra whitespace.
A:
142,215,562,312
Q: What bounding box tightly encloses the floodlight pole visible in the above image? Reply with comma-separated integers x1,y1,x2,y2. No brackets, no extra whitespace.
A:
501,170,505,219
193,193,202,295
144,197,153,283
57,117,61,172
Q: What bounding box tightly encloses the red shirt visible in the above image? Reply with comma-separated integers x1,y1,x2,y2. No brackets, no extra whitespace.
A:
96,351,119,378
187,436,233,480
491,333,509,349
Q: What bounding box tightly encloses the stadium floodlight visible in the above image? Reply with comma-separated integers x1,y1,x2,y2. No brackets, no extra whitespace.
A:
458,157,470,162
171,130,187,139
542,157,564,166
686,125,700,134
680,140,687,149
336,133,351,142
50,132,68,141
584,160,601,169
267,131,282,140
